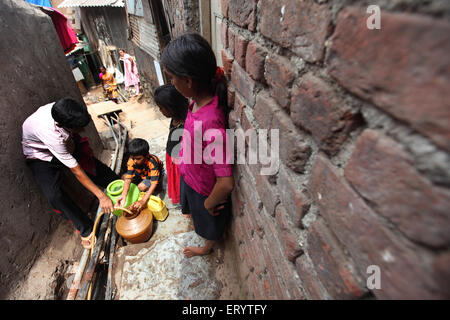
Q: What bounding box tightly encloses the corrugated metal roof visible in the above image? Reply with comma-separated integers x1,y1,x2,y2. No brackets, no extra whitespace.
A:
58,0,125,8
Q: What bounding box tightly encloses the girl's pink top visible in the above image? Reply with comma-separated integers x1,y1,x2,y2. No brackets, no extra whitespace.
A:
178,95,233,196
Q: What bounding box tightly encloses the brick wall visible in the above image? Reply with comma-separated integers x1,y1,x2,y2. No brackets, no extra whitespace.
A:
222,0,450,299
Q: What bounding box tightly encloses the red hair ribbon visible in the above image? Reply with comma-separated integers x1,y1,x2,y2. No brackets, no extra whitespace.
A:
214,66,225,83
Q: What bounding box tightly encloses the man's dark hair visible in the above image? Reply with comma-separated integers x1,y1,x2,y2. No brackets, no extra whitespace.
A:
154,84,188,121
128,138,149,156
51,97,91,128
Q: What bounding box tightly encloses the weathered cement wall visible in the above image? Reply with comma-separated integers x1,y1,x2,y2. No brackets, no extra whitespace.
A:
0,0,103,298
127,0,162,99
163,0,200,38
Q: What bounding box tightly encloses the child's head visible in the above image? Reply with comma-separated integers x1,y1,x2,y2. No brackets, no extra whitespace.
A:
128,138,149,166
52,97,91,132
161,33,227,114
154,84,188,121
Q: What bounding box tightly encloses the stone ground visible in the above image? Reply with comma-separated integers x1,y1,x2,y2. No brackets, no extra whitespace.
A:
10,85,242,300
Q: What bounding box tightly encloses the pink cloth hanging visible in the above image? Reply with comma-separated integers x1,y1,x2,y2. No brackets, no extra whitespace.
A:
46,8,78,54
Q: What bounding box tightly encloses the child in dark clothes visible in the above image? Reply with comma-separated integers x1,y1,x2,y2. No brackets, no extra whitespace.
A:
117,138,164,212
154,84,189,205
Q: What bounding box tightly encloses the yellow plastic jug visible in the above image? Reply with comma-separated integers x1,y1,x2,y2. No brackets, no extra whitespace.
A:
146,195,168,221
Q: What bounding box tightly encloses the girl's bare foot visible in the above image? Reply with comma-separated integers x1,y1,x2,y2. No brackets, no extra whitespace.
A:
182,246,211,258
182,240,215,258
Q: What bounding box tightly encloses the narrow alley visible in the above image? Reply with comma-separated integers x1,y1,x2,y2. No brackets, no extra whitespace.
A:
85,87,242,300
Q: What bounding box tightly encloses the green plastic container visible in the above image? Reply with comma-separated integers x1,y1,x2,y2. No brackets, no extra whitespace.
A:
106,179,140,217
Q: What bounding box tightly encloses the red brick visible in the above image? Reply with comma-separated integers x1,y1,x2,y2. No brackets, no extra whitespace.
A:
238,164,262,213
234,33,248,68
262,278,273,299
253,91,279,129
234,214,248,246
222,49,233,78
228,0,257,31
239,109,253,135
275,203,290,231
249,236,267,276
228,110,237,129
327,7,450,151
233,216,245,246
281,229,302,263
247,272,263,299
238,217,252,249
295,255,329,300
247,159,262,182
291,73,362,155
255,174,279,216
307,218,367,299
344,129,450,248
231,188,244,217
260,243,290,299
237,245,252,280
265,54,295,110
244,204,265,241
309,154,443,299
260,229,304,299
243,237,258,273
221,0,229,18
262,215,306,299
278,165,311,227
231,61,256,106
260,0,331,62
233,92,245,120
227,27,236,56
260,97,311,174
245,40,267,83
275,205,302,262
220,21,228,49
226,84,235,108
433,253,450,298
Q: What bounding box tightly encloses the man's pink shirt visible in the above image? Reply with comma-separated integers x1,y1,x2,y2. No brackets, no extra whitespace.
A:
22,102,78,168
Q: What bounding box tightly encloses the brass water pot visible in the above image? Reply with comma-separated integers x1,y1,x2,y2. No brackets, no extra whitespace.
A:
115,207,153,244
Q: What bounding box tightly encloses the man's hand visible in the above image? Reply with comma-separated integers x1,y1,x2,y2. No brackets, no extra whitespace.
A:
116,194,126,208
130,199,146,212
99,194,114,214
70,165,115,214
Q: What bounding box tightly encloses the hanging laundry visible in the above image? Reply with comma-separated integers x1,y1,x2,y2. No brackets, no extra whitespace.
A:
40,7,78,54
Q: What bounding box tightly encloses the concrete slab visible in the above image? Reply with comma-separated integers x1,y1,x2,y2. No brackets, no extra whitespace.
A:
118,231,224,300
87,101,123,118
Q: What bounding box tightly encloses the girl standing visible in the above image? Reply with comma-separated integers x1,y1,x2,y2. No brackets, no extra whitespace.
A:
119,49,140,97
154,84,189,205
161,33,234,258
99,66,119,104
